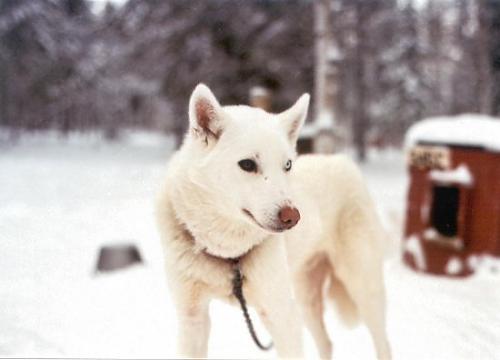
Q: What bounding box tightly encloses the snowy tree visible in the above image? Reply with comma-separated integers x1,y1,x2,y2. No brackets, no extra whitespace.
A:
0,0,96,131
1,0,499,148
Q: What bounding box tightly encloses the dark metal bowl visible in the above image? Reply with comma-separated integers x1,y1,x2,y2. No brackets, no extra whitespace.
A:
95,243,143,272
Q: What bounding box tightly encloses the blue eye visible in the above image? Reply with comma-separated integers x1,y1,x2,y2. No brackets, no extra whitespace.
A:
238,159,257,172
285,160,292,171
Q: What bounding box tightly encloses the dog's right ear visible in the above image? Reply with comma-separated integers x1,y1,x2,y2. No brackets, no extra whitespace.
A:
189,84,225,144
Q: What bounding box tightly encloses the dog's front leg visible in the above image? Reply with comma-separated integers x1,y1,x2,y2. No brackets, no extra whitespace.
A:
246,239,303,358
173,283,211,358
257,291,303,358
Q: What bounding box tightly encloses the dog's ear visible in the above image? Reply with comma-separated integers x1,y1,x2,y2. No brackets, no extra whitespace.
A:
278,93,310,145
189,83,225,143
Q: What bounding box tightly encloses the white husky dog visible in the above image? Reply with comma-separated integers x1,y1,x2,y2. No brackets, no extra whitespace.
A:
156,84,391,359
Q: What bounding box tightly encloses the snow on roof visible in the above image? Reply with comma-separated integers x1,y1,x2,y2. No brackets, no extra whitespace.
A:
405,114,500,152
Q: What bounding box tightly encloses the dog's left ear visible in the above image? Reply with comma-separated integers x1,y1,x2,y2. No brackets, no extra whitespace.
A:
189,83,225,143
278,93,310,145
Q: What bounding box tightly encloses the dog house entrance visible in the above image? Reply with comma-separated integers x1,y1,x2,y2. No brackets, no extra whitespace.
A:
430,186,460,237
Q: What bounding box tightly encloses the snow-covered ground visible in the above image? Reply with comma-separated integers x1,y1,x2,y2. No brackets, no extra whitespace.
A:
1,132,499,359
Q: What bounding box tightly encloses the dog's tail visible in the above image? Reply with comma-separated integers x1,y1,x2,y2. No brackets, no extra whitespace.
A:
326,271,359,328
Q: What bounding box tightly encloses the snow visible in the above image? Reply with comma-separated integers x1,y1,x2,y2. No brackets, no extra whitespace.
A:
89,0,129,15
422,227,464,250
423,228,439,240
405,114,500,152
1,134,500,359
404,235,427,271
429,164,473,186
445,257,463,275
468,255,500,276
249,86,270,98
300,123,318,137
301,111,335,138
327,44,343,62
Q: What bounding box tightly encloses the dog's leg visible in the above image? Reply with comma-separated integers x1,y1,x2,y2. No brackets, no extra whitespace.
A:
336,264,391,360
245,240,303,358
254,282,303,358
294,255,332,359
176,305,210,358
173,283,211,358
333,203,392,360
358,289,391,360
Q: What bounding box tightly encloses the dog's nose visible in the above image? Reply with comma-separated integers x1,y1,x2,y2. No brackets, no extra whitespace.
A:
278,206,300,229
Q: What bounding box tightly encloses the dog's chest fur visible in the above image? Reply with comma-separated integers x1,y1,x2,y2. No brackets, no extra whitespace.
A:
158,178,272,301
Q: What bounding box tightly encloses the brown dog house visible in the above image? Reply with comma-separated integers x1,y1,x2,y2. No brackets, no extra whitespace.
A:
403,115,500,277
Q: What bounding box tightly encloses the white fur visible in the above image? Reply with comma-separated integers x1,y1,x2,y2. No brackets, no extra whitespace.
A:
156,84,391,359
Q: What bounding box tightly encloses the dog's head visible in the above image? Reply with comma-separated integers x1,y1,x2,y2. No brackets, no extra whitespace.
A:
185,84,309,233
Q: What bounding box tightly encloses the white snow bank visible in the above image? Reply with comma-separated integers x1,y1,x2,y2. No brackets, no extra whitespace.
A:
1,138,500,359
429,164,474,186
405,114,500,152
120,130,174,148
468,255,500,277
0,128,175,150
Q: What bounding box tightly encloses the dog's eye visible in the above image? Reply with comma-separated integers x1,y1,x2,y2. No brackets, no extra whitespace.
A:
238,159,257,172
285,159,292,172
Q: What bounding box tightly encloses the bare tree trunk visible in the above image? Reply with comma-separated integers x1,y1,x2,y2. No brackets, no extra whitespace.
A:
476,0,493,114
450,0,469,114
426,2,448,115
314,0,330,120
484,0,500,115
352,2,368,162
0,56,8,128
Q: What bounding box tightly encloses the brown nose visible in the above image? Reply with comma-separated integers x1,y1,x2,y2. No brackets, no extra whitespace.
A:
278,206,300,229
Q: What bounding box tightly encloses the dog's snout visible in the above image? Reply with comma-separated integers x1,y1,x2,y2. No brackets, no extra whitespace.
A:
278,206,300,229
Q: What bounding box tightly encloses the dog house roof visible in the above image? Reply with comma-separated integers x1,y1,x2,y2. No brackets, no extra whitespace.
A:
405,114,500,152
